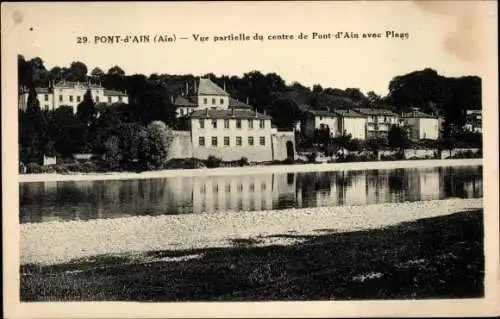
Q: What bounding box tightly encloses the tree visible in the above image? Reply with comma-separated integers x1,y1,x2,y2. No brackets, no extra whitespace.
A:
367,137,387,160
107,65,125,76
91,67,105,78
69,61,88,81
104,135,121,170
140,121,173,169
388,125,409,156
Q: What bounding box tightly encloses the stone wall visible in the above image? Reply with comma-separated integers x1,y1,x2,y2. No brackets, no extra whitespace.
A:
167,131,193,160
271,131,296,161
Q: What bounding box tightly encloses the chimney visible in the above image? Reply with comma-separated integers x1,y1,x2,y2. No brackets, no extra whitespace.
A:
246,97,249,104
255,108,258,117
186,82,189,95
223,82,226,91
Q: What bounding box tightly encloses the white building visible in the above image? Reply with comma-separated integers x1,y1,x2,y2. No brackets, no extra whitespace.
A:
354,108,400,139
333,109,367,140
19,80,129,112
401,110,439,140
302,109,367,140
174,78,252,118
169,78,296,162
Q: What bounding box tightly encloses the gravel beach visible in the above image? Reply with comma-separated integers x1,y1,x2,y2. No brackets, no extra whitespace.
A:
21,197,483,266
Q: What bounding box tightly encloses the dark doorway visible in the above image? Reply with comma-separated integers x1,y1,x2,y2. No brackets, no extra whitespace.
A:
286,141,294,159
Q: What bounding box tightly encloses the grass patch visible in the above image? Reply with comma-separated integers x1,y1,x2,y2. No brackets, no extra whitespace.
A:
21,210,484,301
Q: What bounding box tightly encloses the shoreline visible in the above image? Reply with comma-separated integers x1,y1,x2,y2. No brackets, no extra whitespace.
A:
21,197,483,266
19,158,483,183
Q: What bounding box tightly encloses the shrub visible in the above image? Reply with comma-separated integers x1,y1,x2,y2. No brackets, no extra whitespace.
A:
26,162,43,174
239,157,249,167
206,155,222,168
54,164,70,174
283,157,295,165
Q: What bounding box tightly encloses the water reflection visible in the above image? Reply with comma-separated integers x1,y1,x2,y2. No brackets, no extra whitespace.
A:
19,166,483,223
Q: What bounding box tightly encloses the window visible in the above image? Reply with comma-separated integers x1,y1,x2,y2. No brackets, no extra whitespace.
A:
200,184,206,195
224,119,229,129
237,184,243,192
249,183,255,192
225,184,231,193
77,96,81,102
248,120,254,129
95,96,99,103
259,120,265,128
213,184,219,193
248,136,254,146
259,136,265,146
236,119,241,129
212,98,216,104
69,95,73,102
59,95,63,102
211,119,217,129
319,116,323,120
211,137,217,146
236,136,242,146
224,137,230,146
44,105,49,110
203,98,208,104
220,98,224,104
199,119,205,129
108,96,112,103
261,182,267,191
44,94,49,101
118,96,123,102
199,137,205,146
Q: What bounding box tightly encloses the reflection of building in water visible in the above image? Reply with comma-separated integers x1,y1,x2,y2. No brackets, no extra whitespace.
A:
405,168,441,201
342,171,367,205
192,173,296,213
365,170,391,204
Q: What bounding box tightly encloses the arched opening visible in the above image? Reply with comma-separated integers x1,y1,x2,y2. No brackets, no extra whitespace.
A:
286,141,294,159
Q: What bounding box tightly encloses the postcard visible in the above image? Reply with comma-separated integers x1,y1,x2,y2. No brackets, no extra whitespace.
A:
2,1,499,318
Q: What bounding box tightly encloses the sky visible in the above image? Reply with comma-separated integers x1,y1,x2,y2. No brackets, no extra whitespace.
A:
2,1,497,95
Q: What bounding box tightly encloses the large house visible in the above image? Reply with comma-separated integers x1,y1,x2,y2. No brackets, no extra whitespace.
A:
168,78,296,162
174,78,251,118
19,80,129,112
301,108,367,140
354,108,399,139
401,110,439,140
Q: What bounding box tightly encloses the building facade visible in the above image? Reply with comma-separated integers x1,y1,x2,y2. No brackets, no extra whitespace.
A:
302,109,367,140
169,78,296,162
354,108,399,139
464,110,482,133
19,80,129,112
402,110,439,140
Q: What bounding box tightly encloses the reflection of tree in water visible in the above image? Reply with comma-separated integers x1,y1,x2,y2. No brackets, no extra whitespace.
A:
441,166,482,198
388,169,407,195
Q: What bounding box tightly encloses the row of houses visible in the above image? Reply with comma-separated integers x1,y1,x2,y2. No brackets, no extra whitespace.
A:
299,107,441,141
18,80,129,113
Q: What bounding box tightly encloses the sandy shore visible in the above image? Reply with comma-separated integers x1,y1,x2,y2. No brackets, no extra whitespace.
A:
21,197,483,266
19,158,483,183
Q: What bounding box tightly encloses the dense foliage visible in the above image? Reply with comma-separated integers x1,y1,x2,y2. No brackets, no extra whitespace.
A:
18,55,482,169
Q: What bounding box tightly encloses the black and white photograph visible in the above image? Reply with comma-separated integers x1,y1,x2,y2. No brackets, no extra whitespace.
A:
2,1,498,318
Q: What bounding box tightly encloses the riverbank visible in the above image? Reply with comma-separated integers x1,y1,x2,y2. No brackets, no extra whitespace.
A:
21,197,482,266
19,158,483,183
21,207,484,301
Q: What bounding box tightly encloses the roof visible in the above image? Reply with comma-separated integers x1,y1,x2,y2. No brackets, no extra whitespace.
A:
54,80,103,89
402,110,438,119
104,90,128,97
307,110,337,117
197,78,229,96
229,98,252,109
354,108,399,117
190,109,272,120
333,109,366,118
35,88,51,94
174,96,197,107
